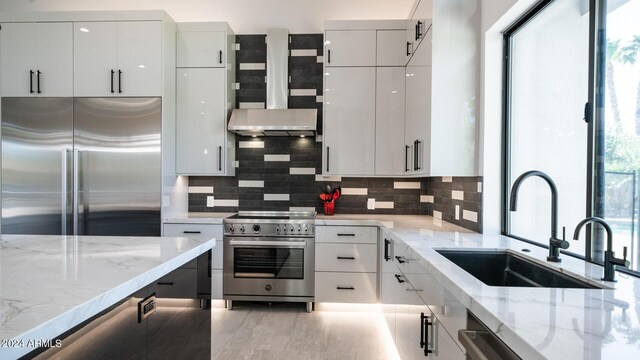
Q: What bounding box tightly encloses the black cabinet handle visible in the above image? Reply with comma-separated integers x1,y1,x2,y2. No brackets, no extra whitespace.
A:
395,255,406,264
405,145,410,172
384,238,391,261
327,49,331,64
413,140,418,171
36,70,41,94
118,70,122,93
337,233,355,237
326,146,330,172
219,50,223,64
182,230,201,234
29,70,34,94
417,21,423,39
421,312,433,356
394,274,405,283
336,286,354,290
218,145,222,171
157,282,174,286
415,23,419,41
406,41,412,56
416,140,421,171
110,70,115,93
337,256,355,260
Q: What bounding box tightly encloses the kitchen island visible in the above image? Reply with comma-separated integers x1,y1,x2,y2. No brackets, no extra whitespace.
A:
0,234,214,359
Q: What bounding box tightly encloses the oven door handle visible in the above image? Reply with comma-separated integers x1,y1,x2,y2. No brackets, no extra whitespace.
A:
228,240,307,247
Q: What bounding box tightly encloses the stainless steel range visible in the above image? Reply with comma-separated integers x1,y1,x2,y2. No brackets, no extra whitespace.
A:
223,211,315,311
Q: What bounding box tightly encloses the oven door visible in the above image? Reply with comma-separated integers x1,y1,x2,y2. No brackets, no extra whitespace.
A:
223,237,314,298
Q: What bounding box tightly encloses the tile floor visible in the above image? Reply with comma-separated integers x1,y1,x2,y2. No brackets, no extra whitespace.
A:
210,301,400,360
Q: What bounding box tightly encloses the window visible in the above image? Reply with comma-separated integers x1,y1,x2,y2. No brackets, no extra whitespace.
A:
603,0,640,271
504,0,640,274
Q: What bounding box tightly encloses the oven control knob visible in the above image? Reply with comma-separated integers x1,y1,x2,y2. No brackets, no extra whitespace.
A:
239,225,245,233
228,224,235,233
290,225,295,233
297,226,301,233
252,224,261,233
265,283,272,291
275,225,280,233
283,226,287,233
303,225,308,233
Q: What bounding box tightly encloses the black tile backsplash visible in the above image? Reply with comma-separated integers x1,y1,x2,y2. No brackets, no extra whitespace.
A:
186,34,483,233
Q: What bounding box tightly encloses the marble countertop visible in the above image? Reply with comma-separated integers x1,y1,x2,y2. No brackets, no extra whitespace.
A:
163,212,235,224
0,235,214,359
316,214,640,360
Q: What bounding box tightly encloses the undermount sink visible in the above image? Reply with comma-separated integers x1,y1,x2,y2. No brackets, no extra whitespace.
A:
436,250,605,289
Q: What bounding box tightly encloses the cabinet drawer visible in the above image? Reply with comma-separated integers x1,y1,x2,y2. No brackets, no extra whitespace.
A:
315,243,377,272
315,272,377,303
316,226,378,244
151,268,197,299
163,223,221,241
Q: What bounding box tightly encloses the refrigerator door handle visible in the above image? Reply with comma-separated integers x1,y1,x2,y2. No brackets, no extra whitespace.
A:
62,149,71,235
73,149,80,235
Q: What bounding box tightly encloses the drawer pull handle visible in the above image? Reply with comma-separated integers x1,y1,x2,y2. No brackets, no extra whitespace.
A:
157,282,174,286
395,256,406,263
337,256,355,260
183,231,202,234
337,233,355,237
337,286,355,290
395,274,405,283
384,238,391,261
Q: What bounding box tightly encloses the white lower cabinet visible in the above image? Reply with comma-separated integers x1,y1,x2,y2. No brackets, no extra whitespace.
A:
163,222,224,299
315,272,377,303
380,233,465,360
211,269,223,299
315,243,377,272
315,225,378,303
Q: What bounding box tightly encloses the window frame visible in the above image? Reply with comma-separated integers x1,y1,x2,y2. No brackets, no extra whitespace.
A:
501,0,640,278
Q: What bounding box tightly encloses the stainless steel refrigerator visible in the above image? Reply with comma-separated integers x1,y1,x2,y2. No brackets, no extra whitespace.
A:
1,97,161,236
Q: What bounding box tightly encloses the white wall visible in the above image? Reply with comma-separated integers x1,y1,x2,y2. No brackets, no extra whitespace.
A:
0,0,414,34
478,0,536,234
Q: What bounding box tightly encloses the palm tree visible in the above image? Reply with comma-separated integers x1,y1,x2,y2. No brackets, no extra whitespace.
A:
607,39,623,124
620,35,640,136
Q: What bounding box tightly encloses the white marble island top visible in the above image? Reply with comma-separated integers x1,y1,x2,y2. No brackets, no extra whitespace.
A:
317,214,640,360
0,235,214,359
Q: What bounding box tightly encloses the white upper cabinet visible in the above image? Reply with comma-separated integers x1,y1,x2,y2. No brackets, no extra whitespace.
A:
376,30,407,67
323,67,376,175
74,21,162,96
116,21,162,96
177,31,226,67
405,29,432,175
1,22,73,97
376,67,406,176
176,68,226,175
324,30,376,67
175,23,235,176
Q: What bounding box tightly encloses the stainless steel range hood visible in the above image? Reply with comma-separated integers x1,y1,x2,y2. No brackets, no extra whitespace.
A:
228,28,317,137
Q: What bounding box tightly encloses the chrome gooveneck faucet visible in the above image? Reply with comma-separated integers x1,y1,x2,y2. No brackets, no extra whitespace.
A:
573,217,629,282
510,170,571,262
